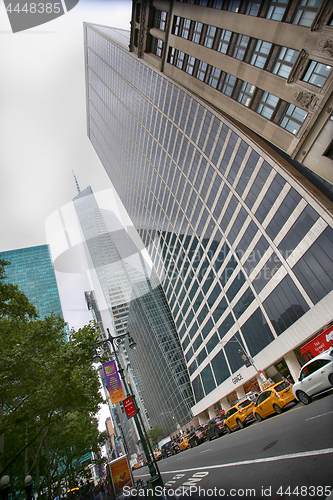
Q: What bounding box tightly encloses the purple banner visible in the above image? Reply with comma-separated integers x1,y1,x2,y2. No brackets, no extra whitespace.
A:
102,360,125,404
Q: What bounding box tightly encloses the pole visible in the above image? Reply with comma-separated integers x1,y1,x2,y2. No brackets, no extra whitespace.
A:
105,329,163,491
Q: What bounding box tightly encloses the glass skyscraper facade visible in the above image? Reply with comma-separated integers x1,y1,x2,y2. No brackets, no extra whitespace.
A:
73,184,194,435
1,244,63,320
84,23,333,418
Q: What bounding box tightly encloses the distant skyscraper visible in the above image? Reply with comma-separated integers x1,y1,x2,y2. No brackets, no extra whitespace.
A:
1,244,63,319
73,182,194,436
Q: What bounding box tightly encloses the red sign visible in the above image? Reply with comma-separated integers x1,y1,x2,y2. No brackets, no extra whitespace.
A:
123,396,136,418
301,325,333,360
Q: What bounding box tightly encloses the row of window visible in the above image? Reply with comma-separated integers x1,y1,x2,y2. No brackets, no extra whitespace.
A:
173,16,300,80
168,48,308,134
177,0,327,29
171,16,332,88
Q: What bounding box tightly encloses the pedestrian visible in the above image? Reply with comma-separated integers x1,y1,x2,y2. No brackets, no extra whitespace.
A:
93,486,102,500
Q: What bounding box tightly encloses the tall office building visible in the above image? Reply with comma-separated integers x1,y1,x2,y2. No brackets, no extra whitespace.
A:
131,0,333,184
73,183,194,435
1,244,63,319
84,2,333,421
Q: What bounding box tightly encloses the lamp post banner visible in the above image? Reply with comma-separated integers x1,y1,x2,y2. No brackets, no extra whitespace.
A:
102,361,125,404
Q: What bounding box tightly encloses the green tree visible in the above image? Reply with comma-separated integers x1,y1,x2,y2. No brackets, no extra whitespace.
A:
147,426,164,447
0,257,106,496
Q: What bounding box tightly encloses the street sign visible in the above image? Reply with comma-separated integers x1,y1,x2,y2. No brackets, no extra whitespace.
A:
123,396,137,418
237,347,252,368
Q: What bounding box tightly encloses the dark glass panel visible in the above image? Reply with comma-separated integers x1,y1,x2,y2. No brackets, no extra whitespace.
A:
253,253,283,294
233,287,255,319
192,375,204,402
226,270,246,302
207,332,219,354
255,174,286,224
201,363,216,394
266,189,302,241
278,205,319,258
211,349,230,385
224,332,245,373
217,312,235,337
198,347,207,365
263,275,309,336
241,308,274,356
292,227,333,304
243,236,269,276
202,318,214,339
212,297,228,323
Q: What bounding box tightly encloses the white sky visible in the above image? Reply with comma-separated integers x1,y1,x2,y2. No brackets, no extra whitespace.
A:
0,0,133,431
0,0,132,253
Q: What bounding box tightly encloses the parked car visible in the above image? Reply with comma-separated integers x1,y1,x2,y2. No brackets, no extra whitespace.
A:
178,433,191,451
161,440,179,458
292,348,333,404
188,427,207,447
252,380,296,421
205,417,225,440
223,397,254,433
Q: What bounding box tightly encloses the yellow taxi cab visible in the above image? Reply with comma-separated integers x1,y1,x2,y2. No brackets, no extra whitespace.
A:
252,380,296,421
178,433,191,451
223,397,255,433
154,449,162,461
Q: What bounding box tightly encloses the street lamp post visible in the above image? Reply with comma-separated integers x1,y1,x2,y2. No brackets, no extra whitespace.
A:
92,328,163,490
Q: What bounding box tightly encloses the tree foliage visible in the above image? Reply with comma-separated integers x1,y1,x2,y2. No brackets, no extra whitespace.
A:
147,426,164,447
0,257,106,497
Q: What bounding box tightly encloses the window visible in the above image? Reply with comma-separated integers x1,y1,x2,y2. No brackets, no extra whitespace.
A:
257,392,270,405
233,34,250,61
302,61,332,88
208,67,221,89
246,2,261,16
204,26,217,49
169,47,176,65
212,0,223,7
185,55,196,75
151,37,164,57
192,21,203,43
181,18,191,39
222,73,237,96
237,82,256,107
217,29,232,54
250,40,272,69
174,50,185,69
257,92,279,119
280,104,307,134
273,47,299,79
153,9,167,31
266,0,288,21
197,61,208,81
292,0,322,27
324,139,333,160
173,16,181,35
228,0,241,12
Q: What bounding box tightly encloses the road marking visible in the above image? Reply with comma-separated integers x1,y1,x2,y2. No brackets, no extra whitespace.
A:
306,410,333,421
132,448,333,476
200,449,211,453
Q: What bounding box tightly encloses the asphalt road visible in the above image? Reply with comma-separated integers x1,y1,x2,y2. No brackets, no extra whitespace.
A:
133,393,333,500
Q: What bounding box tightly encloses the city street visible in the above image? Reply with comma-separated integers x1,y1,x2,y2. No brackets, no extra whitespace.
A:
134,393,333,499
